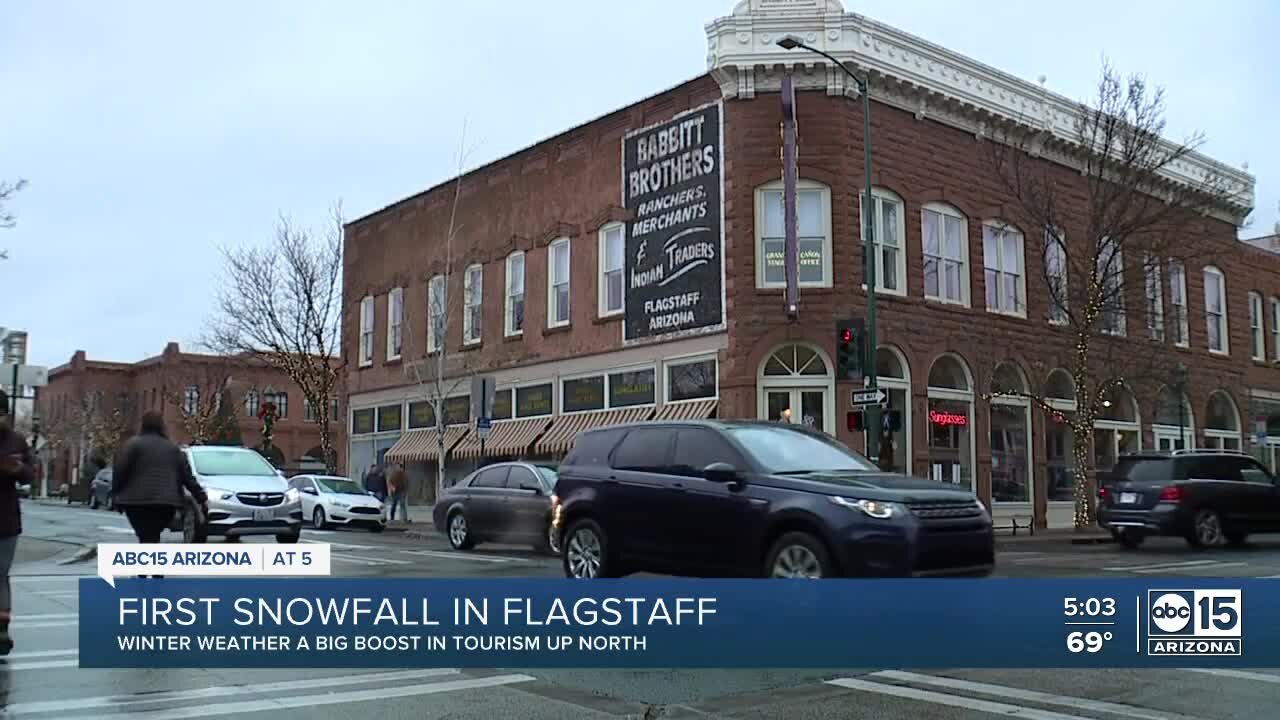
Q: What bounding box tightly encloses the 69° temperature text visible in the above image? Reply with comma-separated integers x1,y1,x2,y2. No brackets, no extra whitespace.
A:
1067,631,1112,653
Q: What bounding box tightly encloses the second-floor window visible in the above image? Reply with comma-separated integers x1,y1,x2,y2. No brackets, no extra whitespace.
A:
1097,240,1125,336
245,390,259,417
755,180,832,288
1273,297,1280,361
428,275,445,353
506,252,525,336
386,287,403,360
182,386,199,416
358,296,374,366
1168,260,1189,346
983,223,1025,316
1204,266,1228,354
1144,255,1164,342
599,223,624,317
922,204,969,305
1044,227,1067,324
304,398,316,422
548,238,571,327
1249,291,1265,361
862,189,905,295
267,391,289,418
464,264,483,344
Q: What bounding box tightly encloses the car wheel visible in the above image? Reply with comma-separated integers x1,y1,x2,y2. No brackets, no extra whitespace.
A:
1112,528,1146,549
562,519,613,578
447,511,475,550
765,532,835,579
312,507,329,530
1225,530,1248,546
1187,508,1225,549
277,530,301,544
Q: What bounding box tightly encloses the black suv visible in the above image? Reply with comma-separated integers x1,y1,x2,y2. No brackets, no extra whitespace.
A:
1098,449,1280,549
552,420,994,579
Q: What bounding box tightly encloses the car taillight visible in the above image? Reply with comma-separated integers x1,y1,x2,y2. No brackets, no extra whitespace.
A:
1098,486,1108,498
1158,486,1183,502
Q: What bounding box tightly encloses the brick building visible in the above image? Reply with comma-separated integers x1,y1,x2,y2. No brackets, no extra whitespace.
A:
343,0,1276,526
37,342,336,499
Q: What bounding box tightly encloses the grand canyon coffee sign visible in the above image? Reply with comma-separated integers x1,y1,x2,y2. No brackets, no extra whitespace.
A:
622,103,725,342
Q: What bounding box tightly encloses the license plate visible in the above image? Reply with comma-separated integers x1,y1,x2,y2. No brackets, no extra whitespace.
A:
1119,492,1139,504
253,508,275,522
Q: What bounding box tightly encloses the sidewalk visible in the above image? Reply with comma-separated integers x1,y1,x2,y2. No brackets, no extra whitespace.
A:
384,503,435,539
995,527,1113,546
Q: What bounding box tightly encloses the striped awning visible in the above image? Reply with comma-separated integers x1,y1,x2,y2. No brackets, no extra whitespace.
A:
451,417,554,460
533,406,654,456
384,426,470,462
651,398,717,421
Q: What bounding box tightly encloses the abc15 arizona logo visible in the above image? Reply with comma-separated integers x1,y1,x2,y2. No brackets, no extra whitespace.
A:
1146,589,1243,656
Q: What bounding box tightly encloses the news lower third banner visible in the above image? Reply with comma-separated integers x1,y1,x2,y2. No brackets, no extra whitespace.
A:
78,576,1280,669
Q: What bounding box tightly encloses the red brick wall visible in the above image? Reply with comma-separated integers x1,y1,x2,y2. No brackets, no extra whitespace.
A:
342,77,724,398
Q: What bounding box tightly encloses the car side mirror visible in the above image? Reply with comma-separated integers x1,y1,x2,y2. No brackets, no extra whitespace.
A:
704,462,739,484
519,482,543,495
301,487,317,495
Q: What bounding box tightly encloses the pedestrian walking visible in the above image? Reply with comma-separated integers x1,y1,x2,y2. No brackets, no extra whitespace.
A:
386,462,409,523
0,389,33,655
112,412,208,575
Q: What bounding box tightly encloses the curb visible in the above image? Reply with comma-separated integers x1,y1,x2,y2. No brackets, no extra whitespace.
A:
58,545,97,565
997,534,1115,546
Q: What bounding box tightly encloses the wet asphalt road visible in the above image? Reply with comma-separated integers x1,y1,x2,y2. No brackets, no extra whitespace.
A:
6,499,1280,719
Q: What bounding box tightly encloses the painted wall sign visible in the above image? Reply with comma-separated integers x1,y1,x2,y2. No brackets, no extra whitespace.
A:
622,103,725,341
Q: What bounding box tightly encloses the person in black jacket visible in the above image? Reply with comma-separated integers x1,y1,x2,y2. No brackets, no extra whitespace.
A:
112,412,208,556
0,389,33,655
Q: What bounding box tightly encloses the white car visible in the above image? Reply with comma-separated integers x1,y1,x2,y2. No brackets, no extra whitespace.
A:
289,475,386,532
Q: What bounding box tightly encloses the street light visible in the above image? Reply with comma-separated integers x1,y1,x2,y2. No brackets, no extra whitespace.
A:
777,34,880,456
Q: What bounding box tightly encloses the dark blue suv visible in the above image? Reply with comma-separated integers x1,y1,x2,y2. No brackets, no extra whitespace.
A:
551,420,995,579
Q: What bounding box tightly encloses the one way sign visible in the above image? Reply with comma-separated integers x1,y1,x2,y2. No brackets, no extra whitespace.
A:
850,388,888,408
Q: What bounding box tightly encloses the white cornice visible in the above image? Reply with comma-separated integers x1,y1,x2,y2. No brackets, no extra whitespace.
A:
706,0,1255,223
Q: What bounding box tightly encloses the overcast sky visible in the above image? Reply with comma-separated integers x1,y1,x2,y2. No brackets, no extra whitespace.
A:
3,0,1275,369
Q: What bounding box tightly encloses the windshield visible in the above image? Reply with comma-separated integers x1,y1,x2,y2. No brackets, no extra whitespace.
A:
536,466,558,489
315,477,365,494
726,426,879,474
189,449,279,477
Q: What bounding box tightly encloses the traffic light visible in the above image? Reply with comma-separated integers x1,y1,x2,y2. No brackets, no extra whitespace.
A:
835,319,865,381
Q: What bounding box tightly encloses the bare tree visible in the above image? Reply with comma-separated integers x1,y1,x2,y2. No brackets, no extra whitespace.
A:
986,62,1246,528
207,207,344,472
162,358,241,445
0,177,26,260
401,124,477,502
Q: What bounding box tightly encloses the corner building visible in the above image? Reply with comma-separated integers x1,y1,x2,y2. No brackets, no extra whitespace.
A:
344,0,1277,527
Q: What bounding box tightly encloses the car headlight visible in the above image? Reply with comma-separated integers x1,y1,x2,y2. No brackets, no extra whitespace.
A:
830,496,899,519
284,488,300,503
973,498,990,516
206,487,235,502
330,499,350,509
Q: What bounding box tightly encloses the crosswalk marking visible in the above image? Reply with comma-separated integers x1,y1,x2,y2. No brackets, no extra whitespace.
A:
827,678,1090,720
1184,668,1280,683
329,552,410,566
0,658,79,670
1104,559,1223,572
1134,561,1247,574
871,671,1206,720
15,612,78,622
5,648,76,660
5,668,456,714
97,526,135,534
57,673,537,720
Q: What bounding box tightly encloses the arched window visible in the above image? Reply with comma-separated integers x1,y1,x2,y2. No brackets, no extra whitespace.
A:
1046,370,1076,407
1204,391,1242,451
989,362,1031,504
927,354,974,490
1152,385,1194,451
758,344,834,435
1044,369,1077,509
1095,384,1141,473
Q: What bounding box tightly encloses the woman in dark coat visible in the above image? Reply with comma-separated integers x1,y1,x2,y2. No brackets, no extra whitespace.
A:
112,412,208,552
0,389,33,655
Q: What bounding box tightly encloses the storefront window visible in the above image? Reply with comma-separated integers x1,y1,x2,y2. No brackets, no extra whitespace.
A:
1204,391,1241,451
928,398,971,486
668,358,717,402
862,348,910,473
1095,384,1141,474
988,363,1030,503
1045,411,1075,501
